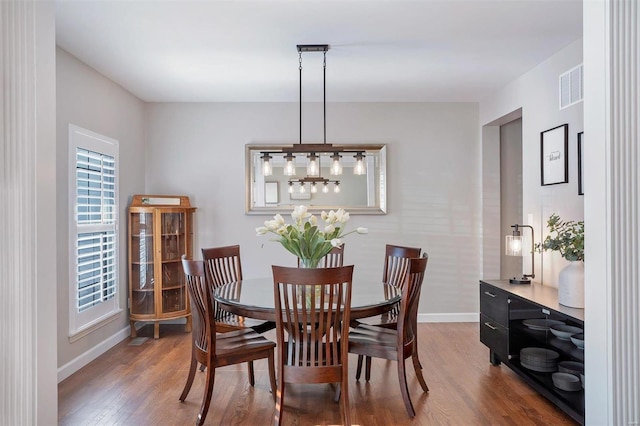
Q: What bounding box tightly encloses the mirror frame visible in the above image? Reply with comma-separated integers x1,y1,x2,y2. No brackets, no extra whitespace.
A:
245,143,387,215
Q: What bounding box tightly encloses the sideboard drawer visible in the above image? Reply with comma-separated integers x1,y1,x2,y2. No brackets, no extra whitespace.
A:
480,282,509,325
480,314,508,361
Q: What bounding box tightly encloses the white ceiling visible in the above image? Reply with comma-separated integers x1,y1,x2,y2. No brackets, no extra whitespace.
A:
55,0,583,103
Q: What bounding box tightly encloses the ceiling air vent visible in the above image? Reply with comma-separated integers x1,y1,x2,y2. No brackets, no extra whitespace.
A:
559,64,583,109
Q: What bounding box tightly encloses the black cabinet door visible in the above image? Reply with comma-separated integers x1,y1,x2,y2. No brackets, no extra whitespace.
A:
480,282,509,326
480,313,508,362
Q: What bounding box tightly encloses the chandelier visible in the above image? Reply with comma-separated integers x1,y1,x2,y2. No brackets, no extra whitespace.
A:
260,44,367,194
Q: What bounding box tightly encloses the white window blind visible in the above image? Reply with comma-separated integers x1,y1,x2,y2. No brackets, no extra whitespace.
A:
76,148,116,224
69,125,120,338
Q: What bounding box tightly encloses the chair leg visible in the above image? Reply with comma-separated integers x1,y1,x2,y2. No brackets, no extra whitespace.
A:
248,361,255,386
412,352,429,392
179,350,197,401
340,377,351,425
397,358,416,418
365,356,372,382
355,355,363,380
267,351,277,401
274,369,285,426
196,361,216,426
413,335,423,369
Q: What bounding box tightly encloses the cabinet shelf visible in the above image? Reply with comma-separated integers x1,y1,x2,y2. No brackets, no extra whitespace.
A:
509,358,585,423
480,280,585,425
128,195,196,339
162,285,185,291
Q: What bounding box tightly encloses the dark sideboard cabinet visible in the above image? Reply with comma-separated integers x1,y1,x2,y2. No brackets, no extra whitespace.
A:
479,280,585,425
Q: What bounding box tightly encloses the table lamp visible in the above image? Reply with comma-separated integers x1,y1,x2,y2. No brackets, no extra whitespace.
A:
506,224,535,284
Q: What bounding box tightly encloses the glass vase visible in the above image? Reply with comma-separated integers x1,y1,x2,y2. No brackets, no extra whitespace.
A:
299,258,320,308
299,258,320,269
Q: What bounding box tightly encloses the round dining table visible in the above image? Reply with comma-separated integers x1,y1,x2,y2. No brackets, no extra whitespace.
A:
213,277,401,322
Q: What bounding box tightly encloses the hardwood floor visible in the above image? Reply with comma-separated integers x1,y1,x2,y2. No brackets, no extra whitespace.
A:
58,323,577,425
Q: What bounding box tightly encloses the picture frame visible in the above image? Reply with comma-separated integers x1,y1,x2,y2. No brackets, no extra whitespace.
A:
289,182,311,200
540,124,569,186
577,132,584,195
264,182,278,204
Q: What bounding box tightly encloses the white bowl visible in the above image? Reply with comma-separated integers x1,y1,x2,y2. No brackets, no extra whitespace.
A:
570,333,585,348
550,324,583,340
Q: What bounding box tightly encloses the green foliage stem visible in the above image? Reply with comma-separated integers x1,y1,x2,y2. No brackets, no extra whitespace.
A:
535,213,584,261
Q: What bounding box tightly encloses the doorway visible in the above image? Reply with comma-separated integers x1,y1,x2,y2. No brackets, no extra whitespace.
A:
481,108,523,280
499,118,523,279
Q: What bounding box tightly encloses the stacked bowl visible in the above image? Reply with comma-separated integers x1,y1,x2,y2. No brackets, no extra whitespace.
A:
520,347,560,372
549,324,584,340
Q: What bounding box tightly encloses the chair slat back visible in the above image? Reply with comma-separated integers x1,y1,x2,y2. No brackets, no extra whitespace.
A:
272,266,353,369
396,254,429,347
202,245,243,320
202,245,243,287
182,256,215,357
383,244,422,288
321,245,345,268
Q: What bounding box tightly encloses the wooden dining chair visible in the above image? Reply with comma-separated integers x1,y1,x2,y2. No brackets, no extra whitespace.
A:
348,255,429,418
179,256,277,426
202,245,276,334
352,244,422,375
272,265,354,426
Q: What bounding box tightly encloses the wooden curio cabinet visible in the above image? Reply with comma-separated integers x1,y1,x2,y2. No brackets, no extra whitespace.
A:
128,195,196,338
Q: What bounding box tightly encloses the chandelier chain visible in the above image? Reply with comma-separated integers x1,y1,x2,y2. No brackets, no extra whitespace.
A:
299,51,303,145
323,50,327,145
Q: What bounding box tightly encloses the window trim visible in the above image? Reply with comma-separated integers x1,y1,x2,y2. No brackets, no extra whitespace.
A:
68,124,121,338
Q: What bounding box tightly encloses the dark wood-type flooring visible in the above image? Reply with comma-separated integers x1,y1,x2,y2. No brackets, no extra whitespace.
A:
59,323,577,425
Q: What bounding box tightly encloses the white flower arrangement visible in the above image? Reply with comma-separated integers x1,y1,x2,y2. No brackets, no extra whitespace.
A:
256,205,368,267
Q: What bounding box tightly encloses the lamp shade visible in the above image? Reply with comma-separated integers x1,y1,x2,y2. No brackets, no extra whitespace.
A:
505,235,523,256
261,153,273,176
307,153,320,177
283,153,296,176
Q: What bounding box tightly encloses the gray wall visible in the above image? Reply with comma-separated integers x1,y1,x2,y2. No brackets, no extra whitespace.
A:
56,48,147,371
480,39,584,285
145,102,481,319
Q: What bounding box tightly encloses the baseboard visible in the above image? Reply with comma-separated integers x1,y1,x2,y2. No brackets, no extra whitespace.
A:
417,312,479,323
57,325,131,383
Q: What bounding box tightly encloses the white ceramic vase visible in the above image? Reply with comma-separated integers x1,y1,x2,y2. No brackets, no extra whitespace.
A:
558,261,585,308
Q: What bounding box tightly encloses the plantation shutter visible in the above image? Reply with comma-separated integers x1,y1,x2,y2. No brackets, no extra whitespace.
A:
75,148,118,312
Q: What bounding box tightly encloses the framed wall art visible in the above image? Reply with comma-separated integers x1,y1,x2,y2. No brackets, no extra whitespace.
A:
540,124,569,186
577,131,584,195
265,182,279,204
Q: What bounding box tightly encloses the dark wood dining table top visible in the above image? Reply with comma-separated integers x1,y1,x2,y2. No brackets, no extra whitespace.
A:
213,277,401,322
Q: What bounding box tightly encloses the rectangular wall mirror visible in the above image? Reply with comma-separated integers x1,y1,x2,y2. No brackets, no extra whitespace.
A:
245,143,387,215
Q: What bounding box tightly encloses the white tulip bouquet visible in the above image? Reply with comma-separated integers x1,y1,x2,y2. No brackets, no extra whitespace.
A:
256,205,368,268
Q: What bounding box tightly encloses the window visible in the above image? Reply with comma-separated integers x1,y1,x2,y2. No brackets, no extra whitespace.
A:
69,125,121,338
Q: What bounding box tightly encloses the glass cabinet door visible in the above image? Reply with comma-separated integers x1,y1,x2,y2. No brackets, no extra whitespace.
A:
160,211,187,313
130,212,155,315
